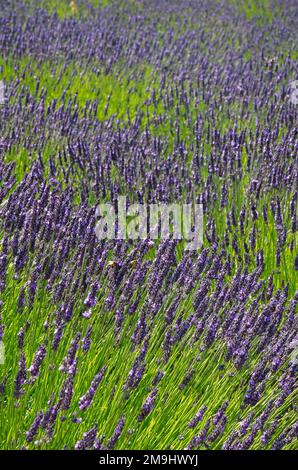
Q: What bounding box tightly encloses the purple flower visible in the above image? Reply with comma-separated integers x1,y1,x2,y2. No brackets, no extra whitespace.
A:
75,425,98,450
82,326,92,353
14,352,27,399
138,388,158,422
59,376,75,410
26,411,44,443
79,366,107,410
28,345,47,381
188,405,207,429
187,419,210,450
212,400,229,425
106,417,126,449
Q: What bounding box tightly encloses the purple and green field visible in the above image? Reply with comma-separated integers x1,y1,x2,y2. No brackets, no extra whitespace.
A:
0,0,297,451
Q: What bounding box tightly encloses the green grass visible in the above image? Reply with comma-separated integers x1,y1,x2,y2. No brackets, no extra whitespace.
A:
229,0,282,24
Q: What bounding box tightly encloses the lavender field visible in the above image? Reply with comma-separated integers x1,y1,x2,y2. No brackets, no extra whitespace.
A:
0,0,297,451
